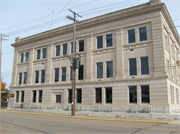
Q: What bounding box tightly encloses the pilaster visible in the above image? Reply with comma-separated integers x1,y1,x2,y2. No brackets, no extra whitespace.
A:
10,50,18,86
102,87,105,105
27,48,34,85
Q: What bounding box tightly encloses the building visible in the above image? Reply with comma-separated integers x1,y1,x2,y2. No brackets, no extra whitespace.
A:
9,0,180,110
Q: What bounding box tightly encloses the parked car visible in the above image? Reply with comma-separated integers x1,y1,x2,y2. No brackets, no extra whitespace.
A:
1,100,8,104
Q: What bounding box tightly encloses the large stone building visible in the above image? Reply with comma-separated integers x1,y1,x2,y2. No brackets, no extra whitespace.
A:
9,0,180,109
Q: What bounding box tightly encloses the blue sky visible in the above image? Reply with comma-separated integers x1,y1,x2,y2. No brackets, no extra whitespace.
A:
0,0,180,88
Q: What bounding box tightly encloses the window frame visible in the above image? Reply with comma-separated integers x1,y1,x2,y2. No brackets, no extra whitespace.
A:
42,48,47,59
61,67,66,81
129,86,137,103
141,85,150,103
41,70,45,83
139,27,147,42
37,49,41,60
24,72,27,84
129,58,137,76
140,57,149,75
95,88,102,103
97,62,103,79
106,87,112,103
128,29,135,43
106,61,113,78
54,68,59,82
97,36,103,49
79,40,84,52
106,34,113,47
35,70,39,83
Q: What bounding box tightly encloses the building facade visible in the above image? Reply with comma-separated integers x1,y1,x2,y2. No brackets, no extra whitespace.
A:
9,0,180,109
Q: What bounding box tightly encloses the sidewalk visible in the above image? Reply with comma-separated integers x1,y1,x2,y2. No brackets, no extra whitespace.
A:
1,109,179,124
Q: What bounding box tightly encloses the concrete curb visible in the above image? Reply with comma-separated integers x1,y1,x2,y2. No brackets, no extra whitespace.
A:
0,109,170,124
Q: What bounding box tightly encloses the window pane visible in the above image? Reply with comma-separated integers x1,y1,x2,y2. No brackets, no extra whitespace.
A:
63,44,67,55
78,65,83,80
71,42,76,53
68,89,72,103
141,86,150,103
21,91,24,103
41,70,45,83
139,27,147,41
141,57,149,75
39,90,43,103
129,58,137,76
24,72,27,84
32,90,36,103
165,34,168,48
76,89,82,103
128,29,135,43
43,48,46,59
106,34,112,47
79,40,84,52
56,45,60,56
16,91,19,102
106,87,112,103
25,52,29,62
96,88,102,103
35,71,39,83
62,67,66,81
56,95,61,103
70,66,73,81
21,53,24,63
106,61,113,78
19,73,22,84
55,68,59,82
97,36,103,49
97,63,103,78
129,86,137,103
37,50,41,60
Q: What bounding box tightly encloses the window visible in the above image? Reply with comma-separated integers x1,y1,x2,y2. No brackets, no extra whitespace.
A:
141,85,150,103
129,58,137,76
35,71,39,83
78,65,83,80
37,49,41,60
16,91,19,102
97,36,103,49
24,72,27,84
71,42,76,53
165,34,168,48
25,52,29,62
19,73,22,84
43,48,46,59
21,53,24,63
129,86,137,103
41,70,45,83
106,87,112,103
106,61,113,78
55,68,59,82
106,34,112,47
139,27,147,41
63,44,67,55
171,45,174,56
62,67,66,81
141,57,149,75
39,90,43,103
76,89,82,103
96,88,102,103
32,90,36,103
56,95,61,103
176,89,179,104
79,40,84,52
21,91,24,103
128,29,135,43
70,66,73,80
166,59,170,76
56,45,60,56
170,86,174,104
68,89,72,103
97,62,103,78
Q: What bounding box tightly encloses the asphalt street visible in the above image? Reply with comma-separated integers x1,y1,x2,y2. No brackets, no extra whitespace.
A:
0,112,180,134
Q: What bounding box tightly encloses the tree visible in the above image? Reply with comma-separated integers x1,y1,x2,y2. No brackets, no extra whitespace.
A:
1,81,8,100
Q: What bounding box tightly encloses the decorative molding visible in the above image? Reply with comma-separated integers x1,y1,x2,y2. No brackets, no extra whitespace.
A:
33,59,47,65
17,62,29,67
92,46,116,55
123,41,153,50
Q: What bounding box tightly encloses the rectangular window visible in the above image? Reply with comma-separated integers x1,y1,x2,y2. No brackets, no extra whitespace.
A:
21,53,24,63
106,34,112,47
97,62,103,78
21,91,24,103
56,95,61,103
97,36,103,49
55,68,59,82
39,90,43,103
63,43,67,55
165,34,168,48
171,45,174,56
19,73,22,84
141,57,149,75
128,29,135,43
170,86,174,104
79,40,84,52
41,70,45,83
25,52,29,62
106,61,113,78
176,88,179,104
141,85,150,103
24,72,27,84
56,45,60,56
32,90,36,103
43,48,46,59
16,91,19,102
37,49,41,60
139,27,147,41
96,88,102,103
166,59,170,76
35,71,39,83
62,67,66,81
76,89,82,103
129,58,137,76
78,65,83,80
106,87,112,103
129,86,137,103
71,42,76,53
68,89,72,103
70,66,73,81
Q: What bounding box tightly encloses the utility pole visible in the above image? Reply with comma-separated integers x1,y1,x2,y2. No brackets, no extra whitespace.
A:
0,33,8,110
66,9,82,116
